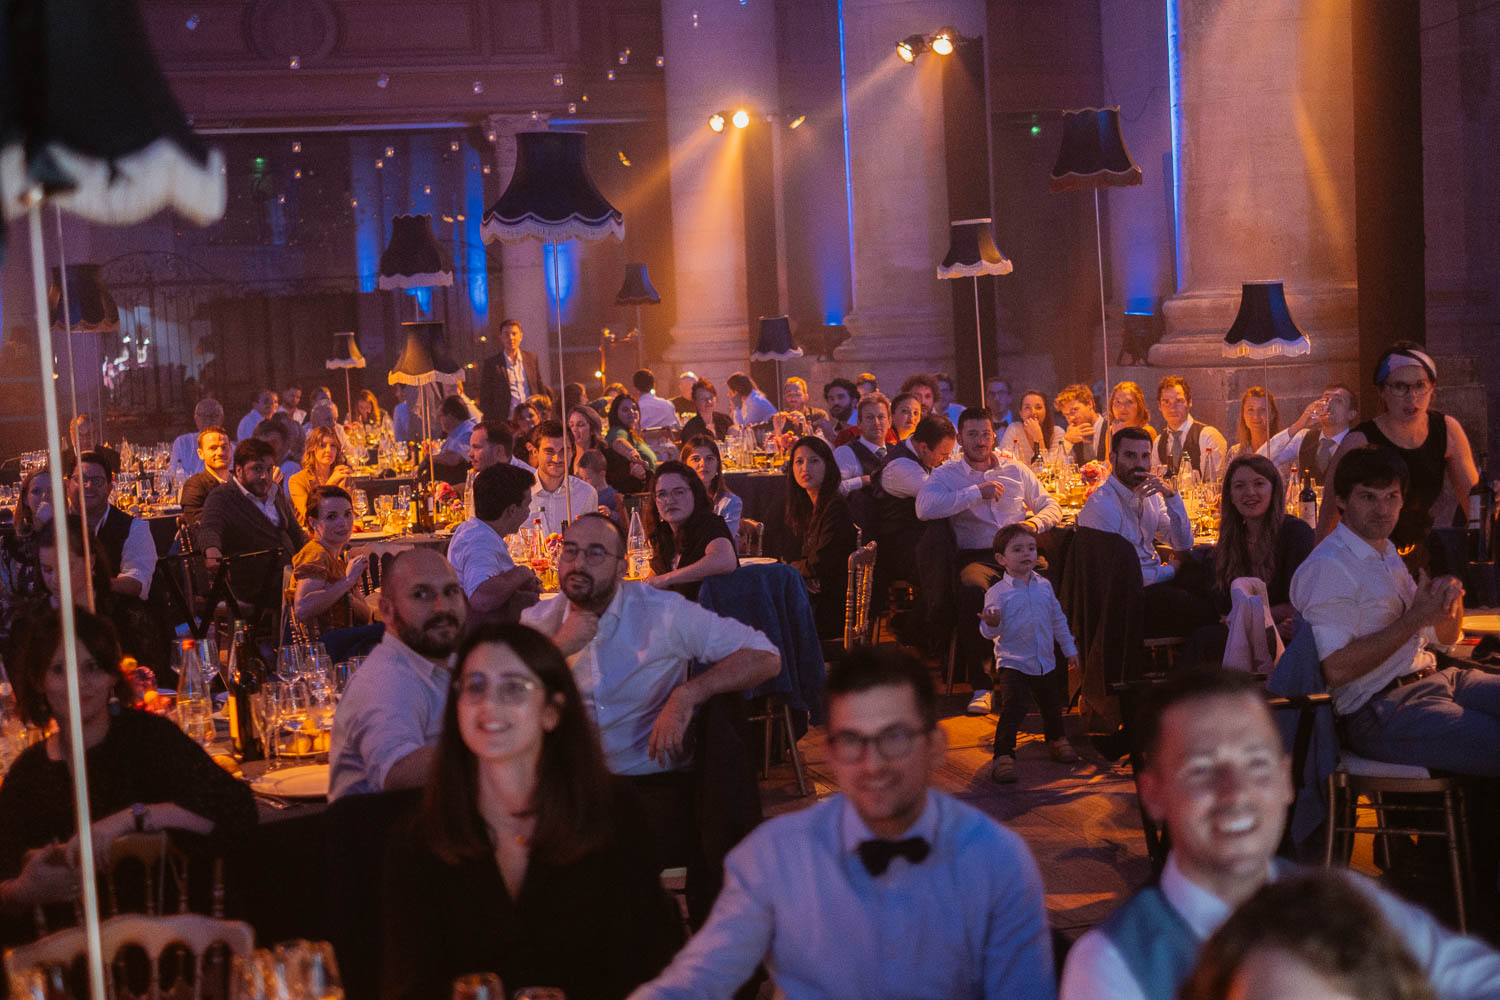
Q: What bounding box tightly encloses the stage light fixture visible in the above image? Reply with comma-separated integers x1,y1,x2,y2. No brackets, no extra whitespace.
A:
931,28,956,55
708,112,726,132
731,109,750,129
896,34,926,62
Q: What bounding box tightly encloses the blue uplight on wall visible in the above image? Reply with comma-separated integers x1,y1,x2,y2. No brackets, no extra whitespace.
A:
1166,0,1185,292
463,143,489,318
407,287,433,312
544,240,579,322
351,136,380,293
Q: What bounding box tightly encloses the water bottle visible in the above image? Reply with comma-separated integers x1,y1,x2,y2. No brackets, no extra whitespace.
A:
464,466,477,521
626,510,650,580
177,639,215,747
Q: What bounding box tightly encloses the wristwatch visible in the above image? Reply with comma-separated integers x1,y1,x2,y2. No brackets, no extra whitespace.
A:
131,802,147,833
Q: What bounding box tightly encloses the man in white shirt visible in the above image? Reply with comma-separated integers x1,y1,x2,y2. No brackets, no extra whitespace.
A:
467,420,534,473
1154,376,1227,479
278,386,307,424
1056,384,1107,465
330,548,467,799
984,376,1015,429
1078,427,1214,637
236,388,278,443
526,421,597,535
448,462,541,623
433,395,476,471
1262,381,1356,485
869,415,957,647
523,513,780,917
1059,669,1500,1000
935,373,966,427
632,368,680,454
1290,445,1497,773
834,392,891,495
169,398,224,479
917,408,1062,714
726,372,777,426
67,451,157,600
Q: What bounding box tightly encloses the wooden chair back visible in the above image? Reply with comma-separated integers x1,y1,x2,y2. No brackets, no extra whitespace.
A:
843,541,878,650
738,518,764,557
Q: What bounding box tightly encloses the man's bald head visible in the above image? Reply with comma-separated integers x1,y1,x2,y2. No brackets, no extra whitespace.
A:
379,549,466,659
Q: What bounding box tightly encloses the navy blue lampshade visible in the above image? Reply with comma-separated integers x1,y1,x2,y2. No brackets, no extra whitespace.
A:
751,316,801,362
48,265,119,333
615,262,661,305
937,219,1013,279
378,214,453,290
326,331,366,370
388,321,462,386
1049,107,1143,193
1223,281,1311,359
482,131,623,244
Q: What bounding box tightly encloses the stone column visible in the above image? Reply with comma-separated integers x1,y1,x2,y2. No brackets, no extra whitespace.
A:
1150,0,1359,426
838,0,982,390
487,113,556,391
659,0,778,390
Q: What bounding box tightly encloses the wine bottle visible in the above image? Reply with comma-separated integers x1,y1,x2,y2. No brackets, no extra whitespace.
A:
227,621,264,761
1469,453,1494,562
1298,470,1319,529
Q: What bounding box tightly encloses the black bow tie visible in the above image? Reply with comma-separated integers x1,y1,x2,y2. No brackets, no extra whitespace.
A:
857,837,931,876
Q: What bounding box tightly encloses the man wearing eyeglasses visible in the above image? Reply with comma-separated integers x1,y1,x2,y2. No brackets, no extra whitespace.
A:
630,646,1053,1000
521,513,780,919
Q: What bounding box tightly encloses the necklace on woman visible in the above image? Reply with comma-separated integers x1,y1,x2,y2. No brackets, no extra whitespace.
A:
485,811,536,849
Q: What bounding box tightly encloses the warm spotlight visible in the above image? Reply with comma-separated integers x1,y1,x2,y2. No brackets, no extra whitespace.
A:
708,112,726,132
788,114,806,130
931,28,956,55
895,34,926,63
731,109,750,129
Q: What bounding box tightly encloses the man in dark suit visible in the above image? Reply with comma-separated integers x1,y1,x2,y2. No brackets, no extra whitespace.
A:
178,425,232,531
478,318,544,422
198,437,306,611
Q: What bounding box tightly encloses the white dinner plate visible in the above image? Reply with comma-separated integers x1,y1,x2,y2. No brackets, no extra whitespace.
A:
1462,613,1500,635
251,764,330,799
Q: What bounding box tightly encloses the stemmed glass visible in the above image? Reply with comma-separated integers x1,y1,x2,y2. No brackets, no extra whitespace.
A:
251,682,284,768
451,974,504,1000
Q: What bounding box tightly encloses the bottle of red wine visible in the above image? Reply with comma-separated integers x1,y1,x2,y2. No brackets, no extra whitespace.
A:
1469,453,1494,562
227,620,265,761
1298,470,1319,529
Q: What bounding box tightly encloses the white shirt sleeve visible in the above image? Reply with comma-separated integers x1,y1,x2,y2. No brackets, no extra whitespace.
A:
1263,427,1306,466
1289,557,1362,662
834,445,868,496
1156,493,1194,551
669,599,780,667
1016,464,1063,530
1058,929,1148,1000
119,516,158,599
881,457,928,499
915,466,981,520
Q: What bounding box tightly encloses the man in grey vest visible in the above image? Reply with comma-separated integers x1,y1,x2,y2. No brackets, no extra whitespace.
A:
1059,670,1500,1000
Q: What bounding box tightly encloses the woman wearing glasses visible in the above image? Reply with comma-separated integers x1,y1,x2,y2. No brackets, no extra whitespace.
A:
381,624,683,1000
1319,342,1479,571
641,460,738,600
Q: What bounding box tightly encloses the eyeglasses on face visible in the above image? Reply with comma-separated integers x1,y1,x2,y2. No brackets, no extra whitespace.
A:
1384,379,1431,398
557,541,621,566
654,487,692,503
456,671,539,706
827,723,927,764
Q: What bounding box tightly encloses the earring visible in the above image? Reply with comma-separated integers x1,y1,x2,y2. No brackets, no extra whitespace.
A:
108,692,122,717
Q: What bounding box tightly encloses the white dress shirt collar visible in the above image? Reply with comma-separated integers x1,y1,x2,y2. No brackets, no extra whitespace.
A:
234,477,281,525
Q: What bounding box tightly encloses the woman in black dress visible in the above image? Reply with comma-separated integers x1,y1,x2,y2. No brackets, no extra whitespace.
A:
641,460,738,600
779,436,859,640
1320,342,1479,572
381,624,683,1000
0,608,257,948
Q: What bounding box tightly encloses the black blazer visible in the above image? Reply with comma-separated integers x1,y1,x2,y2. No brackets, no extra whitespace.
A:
478,349,543,421
197,482,305,563
178,470,226,529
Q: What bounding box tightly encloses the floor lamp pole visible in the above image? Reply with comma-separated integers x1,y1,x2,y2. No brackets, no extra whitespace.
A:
550,241,572,525
1093,188,1109,398
972,275,985,403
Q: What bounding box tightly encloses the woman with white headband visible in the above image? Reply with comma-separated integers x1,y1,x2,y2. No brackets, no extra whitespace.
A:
1317,340,1479,572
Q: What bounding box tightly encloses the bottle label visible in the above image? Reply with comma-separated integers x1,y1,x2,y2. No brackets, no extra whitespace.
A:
1470,495,1483,529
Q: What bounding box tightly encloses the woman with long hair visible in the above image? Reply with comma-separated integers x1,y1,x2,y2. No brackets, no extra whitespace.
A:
641,460,737,600
1231,385,1280,459
349,389,392,436
1104,381,1156,460
0,608,257,946
2,469,54,623
778,436,858,640
288,426,354,529
889,392,923,442
565,405,606,474
380,624,682,1000
292,485,373,636
607,394,658,477
680,435,742,545
999,390,1064,463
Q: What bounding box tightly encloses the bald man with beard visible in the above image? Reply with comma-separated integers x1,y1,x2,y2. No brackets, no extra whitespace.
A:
329,548,468,799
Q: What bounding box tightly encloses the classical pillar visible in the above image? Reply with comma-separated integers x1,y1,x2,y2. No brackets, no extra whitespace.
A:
487,113,555,391
659,0,778,389
1150,0,1359,424
838,0,983,390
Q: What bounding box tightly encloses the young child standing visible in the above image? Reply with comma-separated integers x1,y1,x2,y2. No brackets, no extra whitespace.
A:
979,522,1079,783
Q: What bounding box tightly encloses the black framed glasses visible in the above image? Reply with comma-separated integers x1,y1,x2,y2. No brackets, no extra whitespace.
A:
557,541,621,566
827,724,927,764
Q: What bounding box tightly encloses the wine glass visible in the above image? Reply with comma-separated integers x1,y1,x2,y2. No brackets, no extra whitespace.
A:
451,974,504,1000
251,683,283,767
352,489,369,519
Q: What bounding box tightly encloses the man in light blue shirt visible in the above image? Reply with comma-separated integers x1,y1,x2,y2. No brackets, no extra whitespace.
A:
630,647,1054,1000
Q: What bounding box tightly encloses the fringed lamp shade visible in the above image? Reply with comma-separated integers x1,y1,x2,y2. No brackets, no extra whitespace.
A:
388,321,462,387
48,265,118,332
1048,107,1143,194
751,316,801,362
481,131,623,244
0,0,224,225
1222,281,1311,359
326,331,366,370
936,219,1013,278
378,214,453,290
615,262,661,305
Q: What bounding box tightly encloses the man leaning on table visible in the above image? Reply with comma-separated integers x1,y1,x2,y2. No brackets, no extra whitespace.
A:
630,646,1054,1000
1058,669,1500,1000
329,548,467,799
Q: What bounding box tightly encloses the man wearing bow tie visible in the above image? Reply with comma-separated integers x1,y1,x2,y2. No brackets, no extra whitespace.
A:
629,647,1054,1000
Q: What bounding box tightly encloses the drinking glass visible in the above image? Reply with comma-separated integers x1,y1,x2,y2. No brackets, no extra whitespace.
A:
450,973,504,1000
250,684,282,767
397,485,413,508
352,489,369,519
276,644,305,679
230,950,275,1000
